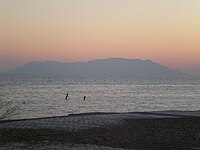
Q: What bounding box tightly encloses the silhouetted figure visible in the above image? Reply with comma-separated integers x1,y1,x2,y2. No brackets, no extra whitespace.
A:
65,93,69,100
83,96,86,100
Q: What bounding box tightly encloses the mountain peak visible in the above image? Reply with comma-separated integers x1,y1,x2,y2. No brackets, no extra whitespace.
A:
9,58,187,77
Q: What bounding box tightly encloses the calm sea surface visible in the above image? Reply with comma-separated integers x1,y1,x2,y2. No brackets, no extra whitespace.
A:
0,74,200,119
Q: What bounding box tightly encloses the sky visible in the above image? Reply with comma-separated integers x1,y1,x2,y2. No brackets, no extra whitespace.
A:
0,0,200,74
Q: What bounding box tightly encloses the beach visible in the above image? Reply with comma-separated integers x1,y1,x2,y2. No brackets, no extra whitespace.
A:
1,111,200,150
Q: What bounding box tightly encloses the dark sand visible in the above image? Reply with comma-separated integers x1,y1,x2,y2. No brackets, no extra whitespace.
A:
1,116,200,150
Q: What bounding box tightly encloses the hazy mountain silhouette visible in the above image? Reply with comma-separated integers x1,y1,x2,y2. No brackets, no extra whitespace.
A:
9,58,186,77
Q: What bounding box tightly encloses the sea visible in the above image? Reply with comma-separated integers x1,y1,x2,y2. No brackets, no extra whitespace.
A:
0,73,200,119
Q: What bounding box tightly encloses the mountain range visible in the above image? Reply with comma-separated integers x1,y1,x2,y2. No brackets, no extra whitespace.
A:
9,58,186,77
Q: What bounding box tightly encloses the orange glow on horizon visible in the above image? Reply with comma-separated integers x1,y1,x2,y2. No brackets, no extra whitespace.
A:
0,0,200,73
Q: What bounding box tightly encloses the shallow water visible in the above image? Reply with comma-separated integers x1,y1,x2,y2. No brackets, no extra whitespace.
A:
0,74,200,119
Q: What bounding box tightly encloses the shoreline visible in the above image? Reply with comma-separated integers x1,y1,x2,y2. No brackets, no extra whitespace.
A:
1,111,200,149
1,110,200,123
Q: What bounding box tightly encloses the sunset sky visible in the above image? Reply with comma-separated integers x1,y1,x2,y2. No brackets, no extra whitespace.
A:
0,0,200,73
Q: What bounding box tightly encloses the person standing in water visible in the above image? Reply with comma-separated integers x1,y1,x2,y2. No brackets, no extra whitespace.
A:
65,93,69,100
83,96,86,100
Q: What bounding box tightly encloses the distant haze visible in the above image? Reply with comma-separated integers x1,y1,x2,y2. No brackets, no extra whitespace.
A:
9,58,186,77
1,1,200,73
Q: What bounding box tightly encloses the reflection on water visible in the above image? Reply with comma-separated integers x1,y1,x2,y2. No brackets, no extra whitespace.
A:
0,74,200,119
